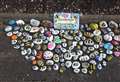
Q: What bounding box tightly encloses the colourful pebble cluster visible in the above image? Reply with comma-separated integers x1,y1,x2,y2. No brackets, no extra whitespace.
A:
4,19,120,74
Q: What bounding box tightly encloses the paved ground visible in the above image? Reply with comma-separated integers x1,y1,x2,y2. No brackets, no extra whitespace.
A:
0,14,120,82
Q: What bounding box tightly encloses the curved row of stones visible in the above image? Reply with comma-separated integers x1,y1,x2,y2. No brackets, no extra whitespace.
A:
4,19,120,74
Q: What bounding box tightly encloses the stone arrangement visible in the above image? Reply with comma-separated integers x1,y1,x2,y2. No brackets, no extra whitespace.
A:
4,19,120,74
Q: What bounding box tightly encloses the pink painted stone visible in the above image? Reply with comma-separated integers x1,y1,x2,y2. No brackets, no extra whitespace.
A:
114,35,120,42
48,42,56,50
111,40,119,45
56,45,61,48
114,51,120,57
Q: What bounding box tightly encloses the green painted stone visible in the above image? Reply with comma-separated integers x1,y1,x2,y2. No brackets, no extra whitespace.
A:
54,36,61,44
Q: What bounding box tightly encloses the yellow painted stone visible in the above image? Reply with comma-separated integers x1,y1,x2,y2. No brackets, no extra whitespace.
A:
93,65,96,70
89,23,98,30
77,45,80,49
106,55,113,61
59,68,64,73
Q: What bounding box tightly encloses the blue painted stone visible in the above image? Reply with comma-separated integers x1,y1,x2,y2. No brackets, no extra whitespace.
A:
95,55,103,62
95,55,100,62
8,20,17,27
103,43,113,50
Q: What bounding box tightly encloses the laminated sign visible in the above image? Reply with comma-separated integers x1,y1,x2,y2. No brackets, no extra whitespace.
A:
54,13,80,29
